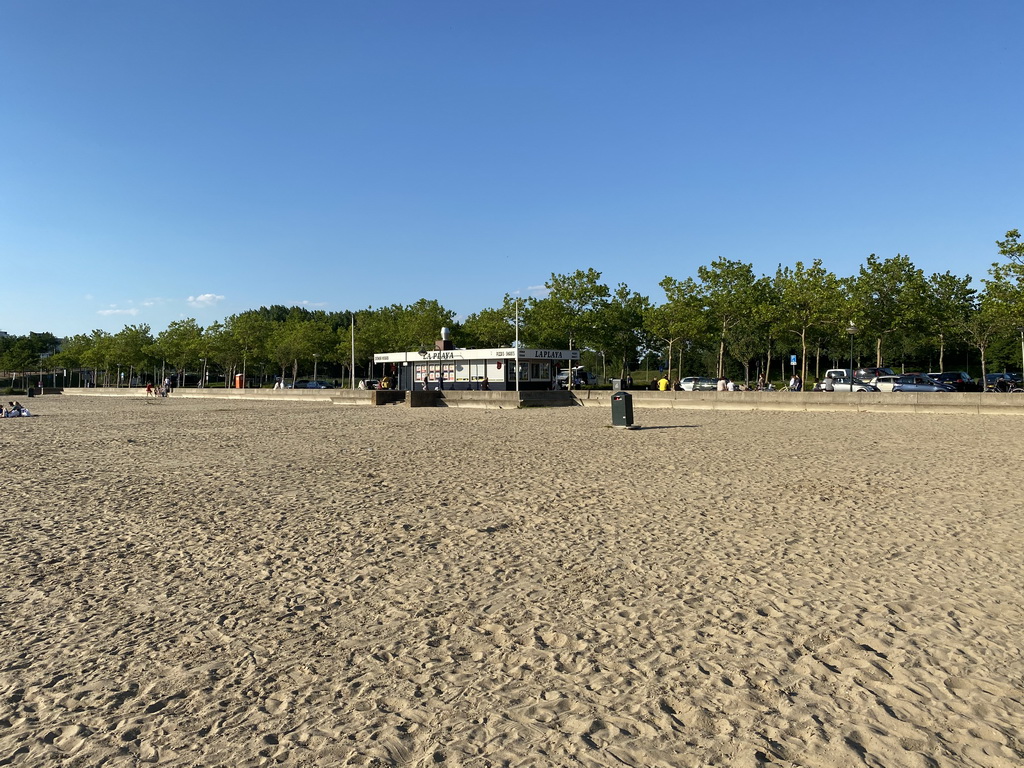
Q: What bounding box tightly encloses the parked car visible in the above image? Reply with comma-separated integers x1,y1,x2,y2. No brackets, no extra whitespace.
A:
880,373,955,392
928,371,980,392
680,376,719,391
825,376,879,392
359,379,380,390
854,367,896,382
555,367,598,388
984,372,1023,392
824,368,853,380
286,380,334,389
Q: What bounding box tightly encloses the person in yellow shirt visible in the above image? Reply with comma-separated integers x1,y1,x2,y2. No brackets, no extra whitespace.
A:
657,375,670,391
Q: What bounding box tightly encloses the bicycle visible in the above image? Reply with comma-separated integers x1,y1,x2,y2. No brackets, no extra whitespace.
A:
988,377,1024,393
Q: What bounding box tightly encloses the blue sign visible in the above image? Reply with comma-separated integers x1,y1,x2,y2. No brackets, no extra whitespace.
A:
790,355,797,366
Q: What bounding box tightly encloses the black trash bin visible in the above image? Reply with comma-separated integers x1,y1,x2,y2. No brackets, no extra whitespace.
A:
610,390,635,428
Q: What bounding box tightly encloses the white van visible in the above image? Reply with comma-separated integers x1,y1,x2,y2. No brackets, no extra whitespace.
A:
824,368,852,380
555,366,597,388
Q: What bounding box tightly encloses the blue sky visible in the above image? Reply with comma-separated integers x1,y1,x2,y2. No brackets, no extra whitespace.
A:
2,1,1021,337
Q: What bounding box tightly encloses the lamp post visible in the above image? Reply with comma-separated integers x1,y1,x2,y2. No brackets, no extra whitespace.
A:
846,322,858,392
514,296,520,394
418,346,428,390
1018,327,1024,376
313,354,319,384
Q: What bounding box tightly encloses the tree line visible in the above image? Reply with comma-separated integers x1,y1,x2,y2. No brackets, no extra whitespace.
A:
4,230,1024,388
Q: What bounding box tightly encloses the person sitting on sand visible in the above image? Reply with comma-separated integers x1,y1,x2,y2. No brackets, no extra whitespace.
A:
5,401,29,417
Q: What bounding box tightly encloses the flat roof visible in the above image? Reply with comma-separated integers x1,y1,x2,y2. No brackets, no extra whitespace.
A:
374,348,580,363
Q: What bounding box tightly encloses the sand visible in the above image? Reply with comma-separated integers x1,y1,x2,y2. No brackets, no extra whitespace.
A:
1,395,1022,767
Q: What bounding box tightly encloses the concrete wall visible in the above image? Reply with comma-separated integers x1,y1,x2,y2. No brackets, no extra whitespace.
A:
431,390,574,409
571,389,1024,415
62,387,338,402
52,387,1024,414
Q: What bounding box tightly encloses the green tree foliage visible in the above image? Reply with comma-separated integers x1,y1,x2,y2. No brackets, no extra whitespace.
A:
996,229,1024,267
694,258,765,378
774,260,841,385
648,277,708,381
155,319,204,383
18,227,1024,388
593,283,651,380
926,272,975,373
113,324,156,382
460,296,519,348
850,254,929,366
531,269,610,352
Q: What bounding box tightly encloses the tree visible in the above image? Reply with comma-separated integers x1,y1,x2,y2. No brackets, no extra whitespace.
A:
156,319,204,385
774,260,841,385
534,269,610,353
268,317,310,385
926,272,975,373
648,276,708,381
996,229,1024,266
226,311,273,384
460,296,518,348
849,254,929,366
113,324,155,385
592,283,650,380
695,258,765,378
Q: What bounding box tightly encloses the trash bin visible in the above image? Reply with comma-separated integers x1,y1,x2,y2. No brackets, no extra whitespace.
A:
611,390,635,428
234,373,244,389
610,378,622,390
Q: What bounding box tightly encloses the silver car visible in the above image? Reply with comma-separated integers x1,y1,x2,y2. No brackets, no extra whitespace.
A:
878,373,955,392
828,376,879,392
680,376,718,391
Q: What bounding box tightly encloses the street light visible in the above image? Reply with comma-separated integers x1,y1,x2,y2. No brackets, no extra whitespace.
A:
1017,327,1024,376
846,322,858,392
417,346,428,390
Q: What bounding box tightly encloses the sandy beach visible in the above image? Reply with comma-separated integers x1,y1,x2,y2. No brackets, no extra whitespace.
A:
1,395,1022,767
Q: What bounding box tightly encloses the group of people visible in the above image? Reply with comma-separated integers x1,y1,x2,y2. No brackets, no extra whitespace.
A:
144,381,171,397
2,401,31,417
650,375,774,392
811,375,835,392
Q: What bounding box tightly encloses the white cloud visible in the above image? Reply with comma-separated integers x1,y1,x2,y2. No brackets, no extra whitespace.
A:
97,308,139,317
187,293,225,308
298,300,328,308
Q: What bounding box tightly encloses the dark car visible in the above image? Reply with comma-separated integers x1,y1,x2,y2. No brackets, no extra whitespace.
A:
890,373,955,392
984,372,1023,392
928,371,981,392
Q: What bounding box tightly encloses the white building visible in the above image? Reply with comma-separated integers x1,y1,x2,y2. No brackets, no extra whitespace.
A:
373,346,580,391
